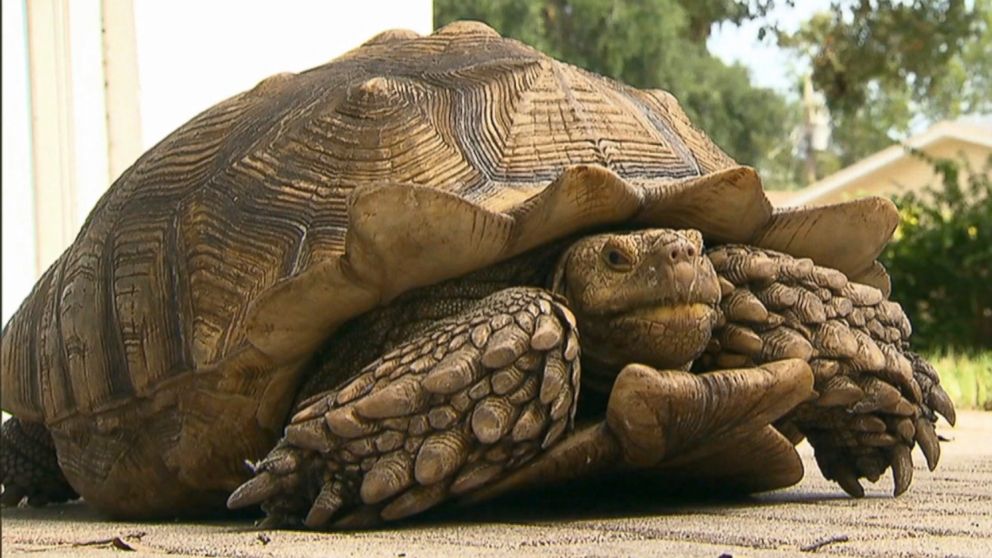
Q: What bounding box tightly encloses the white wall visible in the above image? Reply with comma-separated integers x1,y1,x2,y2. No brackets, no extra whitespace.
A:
133,0,433,149
1,0,432,325
2,0,38,326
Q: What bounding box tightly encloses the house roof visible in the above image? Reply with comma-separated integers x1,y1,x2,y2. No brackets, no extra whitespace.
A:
783,119,992,207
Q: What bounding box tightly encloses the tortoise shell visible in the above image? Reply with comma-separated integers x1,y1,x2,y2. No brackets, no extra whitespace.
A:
0,21,896,516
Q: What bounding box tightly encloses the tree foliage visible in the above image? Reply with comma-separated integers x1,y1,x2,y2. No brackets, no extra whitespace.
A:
881,154,992,350
779,0,990,166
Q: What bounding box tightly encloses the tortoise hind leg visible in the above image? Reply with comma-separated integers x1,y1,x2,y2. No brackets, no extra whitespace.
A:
228,287,581,529
1,418,77,506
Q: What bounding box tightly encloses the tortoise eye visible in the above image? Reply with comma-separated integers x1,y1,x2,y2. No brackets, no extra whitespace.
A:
603,246,634,271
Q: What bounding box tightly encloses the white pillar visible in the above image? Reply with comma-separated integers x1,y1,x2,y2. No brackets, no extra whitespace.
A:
26,0,78,275
101,0,143,182
2,0,38,325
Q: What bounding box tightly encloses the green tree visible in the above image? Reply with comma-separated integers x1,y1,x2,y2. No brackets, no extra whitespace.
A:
779,0,990,166
882,154,992,350
434,0,795,186
924,2,992,120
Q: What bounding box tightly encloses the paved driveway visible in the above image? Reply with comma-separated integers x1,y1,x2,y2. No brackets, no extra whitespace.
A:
2,412,989,557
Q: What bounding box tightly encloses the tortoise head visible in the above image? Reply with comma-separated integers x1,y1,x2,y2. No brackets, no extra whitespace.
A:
554,228,722,381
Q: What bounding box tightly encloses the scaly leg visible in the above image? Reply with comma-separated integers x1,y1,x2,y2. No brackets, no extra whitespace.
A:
703,245,955,496
1,418,77,506
228,287,581,529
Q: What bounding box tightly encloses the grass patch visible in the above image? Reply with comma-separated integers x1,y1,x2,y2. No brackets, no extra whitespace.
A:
925,350,992,410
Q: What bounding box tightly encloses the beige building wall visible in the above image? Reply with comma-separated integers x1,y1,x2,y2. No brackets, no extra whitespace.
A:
784,120,992,208
812,140,990,205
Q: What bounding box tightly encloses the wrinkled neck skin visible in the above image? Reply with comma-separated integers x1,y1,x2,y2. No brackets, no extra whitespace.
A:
301,229,720,413
551,275,715,397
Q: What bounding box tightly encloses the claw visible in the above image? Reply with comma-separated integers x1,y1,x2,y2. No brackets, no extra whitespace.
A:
833,463,865,498
228,472,281,509
304,481,345,528
889,444,913,496
915,418,941,471
259,450,301,476
258,514,287,530
927,385,957,426
891,417,916,444
381,483,449,521
1,486,26,506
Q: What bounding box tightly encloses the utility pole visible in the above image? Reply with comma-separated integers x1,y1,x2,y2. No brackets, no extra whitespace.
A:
802,73,831,186
802,74,818,185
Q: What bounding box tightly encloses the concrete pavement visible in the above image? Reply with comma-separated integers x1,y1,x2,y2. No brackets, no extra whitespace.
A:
2,411,989,557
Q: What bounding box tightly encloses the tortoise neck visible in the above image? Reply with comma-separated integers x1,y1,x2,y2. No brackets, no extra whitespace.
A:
296,242,569,406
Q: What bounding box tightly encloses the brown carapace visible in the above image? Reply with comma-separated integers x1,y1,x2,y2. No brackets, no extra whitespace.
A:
1,21,953,526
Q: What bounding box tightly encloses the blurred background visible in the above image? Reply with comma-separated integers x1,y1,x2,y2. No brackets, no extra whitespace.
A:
2,0,989,408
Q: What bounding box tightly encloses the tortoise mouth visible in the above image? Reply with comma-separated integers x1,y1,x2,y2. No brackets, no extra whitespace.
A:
609,302,718,340
619,302,715,326
580,301,718,372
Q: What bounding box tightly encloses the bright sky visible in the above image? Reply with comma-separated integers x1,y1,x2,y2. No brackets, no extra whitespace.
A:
707,0,832,97
132,0,434,149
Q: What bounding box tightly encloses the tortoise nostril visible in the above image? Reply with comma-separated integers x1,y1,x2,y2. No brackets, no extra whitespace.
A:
667,240,697,263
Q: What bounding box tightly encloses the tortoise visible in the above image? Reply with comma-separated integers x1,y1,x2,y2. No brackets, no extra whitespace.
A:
0,21,955,528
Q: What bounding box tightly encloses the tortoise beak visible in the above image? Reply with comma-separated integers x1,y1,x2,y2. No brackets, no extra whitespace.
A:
647,235,720,307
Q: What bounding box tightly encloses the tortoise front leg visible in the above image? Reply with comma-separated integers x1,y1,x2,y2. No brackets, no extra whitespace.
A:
703,245,956,497
228,287,581,529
